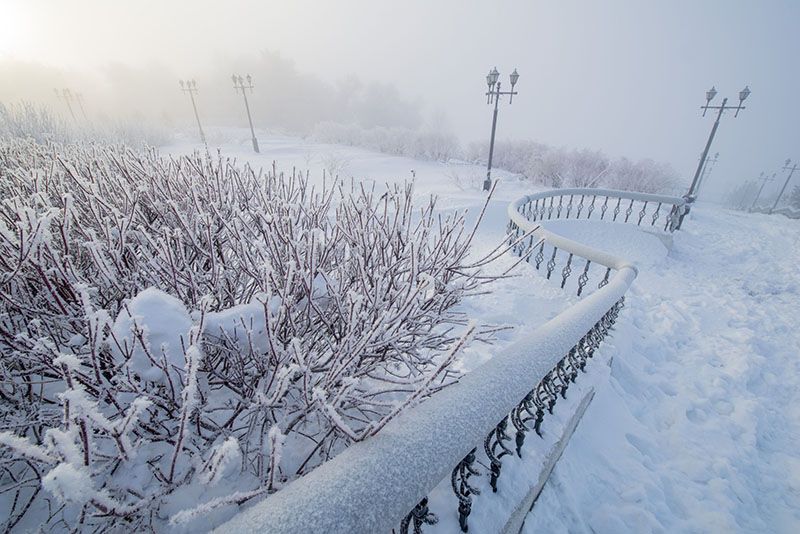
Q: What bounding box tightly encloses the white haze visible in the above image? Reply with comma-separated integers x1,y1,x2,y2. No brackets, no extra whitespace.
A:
1,0,799,201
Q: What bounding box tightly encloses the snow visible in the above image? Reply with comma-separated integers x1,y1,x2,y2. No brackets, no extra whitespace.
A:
6,126,797,532
111,287,192,382
41,463,93,505
171,132,800,533
522,204,800,533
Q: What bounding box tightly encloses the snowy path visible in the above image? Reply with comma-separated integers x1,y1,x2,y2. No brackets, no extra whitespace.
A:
523,206,800,533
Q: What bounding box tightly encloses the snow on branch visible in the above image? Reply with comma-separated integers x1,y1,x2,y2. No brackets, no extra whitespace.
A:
0,136,503,531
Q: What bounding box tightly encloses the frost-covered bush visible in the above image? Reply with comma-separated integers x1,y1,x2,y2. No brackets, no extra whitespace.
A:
0,139,504,531
312,121,460,162
725,181,759,210
0,102,70,143
467,140,680,193
0,101,172,148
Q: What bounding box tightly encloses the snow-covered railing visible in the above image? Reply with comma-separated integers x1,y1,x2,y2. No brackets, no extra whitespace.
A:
217,188,683,534
507,188,686,297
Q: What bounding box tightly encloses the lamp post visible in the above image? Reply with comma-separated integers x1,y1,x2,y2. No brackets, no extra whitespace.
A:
75,93,88,121
54,89,77,122
179,79,206,144
232,74,259,153
770,159,798,213
482,67,520,191
695,151,719,196
750,171,775,211
688,86,750,198
678,85,750,229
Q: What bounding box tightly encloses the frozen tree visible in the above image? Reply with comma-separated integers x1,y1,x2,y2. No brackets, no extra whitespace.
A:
606,157,680,194
725,181,760,210
466,139,678,193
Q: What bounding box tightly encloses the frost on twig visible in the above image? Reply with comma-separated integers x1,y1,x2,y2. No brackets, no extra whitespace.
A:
0,136,509,531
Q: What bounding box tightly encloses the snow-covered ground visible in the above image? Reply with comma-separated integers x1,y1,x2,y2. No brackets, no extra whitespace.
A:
523,206,800,533
168,132,800,533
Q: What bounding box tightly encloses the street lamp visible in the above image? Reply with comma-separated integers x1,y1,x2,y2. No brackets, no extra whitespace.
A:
54,88,77,122
695,152,719,195
75,93,88,121
482,67,520,191
678,85,750,228
179,79,206,144
770,158,798,213
750,171,774,211
232,74,260,153
690,85,750,197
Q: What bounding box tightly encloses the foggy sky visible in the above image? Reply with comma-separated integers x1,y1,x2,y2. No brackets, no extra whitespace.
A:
2,0,799,200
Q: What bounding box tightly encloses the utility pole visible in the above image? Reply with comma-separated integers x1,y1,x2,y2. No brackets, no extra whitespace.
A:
232,74,259,153
179,79,206,144
770,159,798,213
750,171,774,211
482,67,520,191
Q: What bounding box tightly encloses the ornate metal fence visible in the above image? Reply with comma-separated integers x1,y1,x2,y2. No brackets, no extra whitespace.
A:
215,188,686,534
507,188,686,298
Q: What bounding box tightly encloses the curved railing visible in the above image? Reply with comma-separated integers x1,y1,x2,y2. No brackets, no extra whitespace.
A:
507,188,686,297
216,188,686,534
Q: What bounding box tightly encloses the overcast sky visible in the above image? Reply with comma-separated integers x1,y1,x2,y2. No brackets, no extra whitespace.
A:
2,0,798,198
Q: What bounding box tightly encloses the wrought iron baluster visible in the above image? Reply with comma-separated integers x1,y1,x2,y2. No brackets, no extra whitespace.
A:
533,240,544,271
542,372,559,412
531,383,548,436
485,418,513,492
624,198,634,223
613,197,622,221
546,246,558,279
598,267,611,288
556,196,564,218
587,195,596,219
573,338,588,371
565,346,582,379
666,204,680,232
554,359,570,398
601,196,609,220
565,194,574,218
577,259,591,296
576,195,585,218
511,399,529,456
560,253,573,288
651,202,662,226
400,498,438,534
534,241,545,269
637,201,648,226
547,196,555,219
451,449,480,532
525,234,535,258
506,220,516,244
